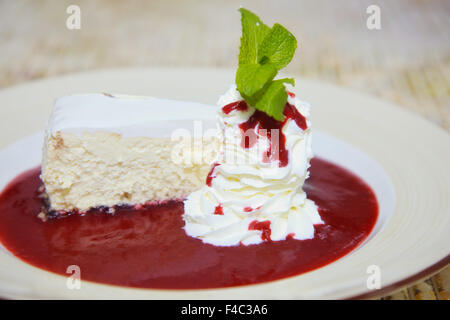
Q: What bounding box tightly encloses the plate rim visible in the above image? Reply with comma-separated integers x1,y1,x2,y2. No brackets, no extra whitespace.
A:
0,67,448,299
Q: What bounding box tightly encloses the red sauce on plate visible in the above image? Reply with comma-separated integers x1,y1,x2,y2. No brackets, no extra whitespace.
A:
0,158,378,289
248,220,272,242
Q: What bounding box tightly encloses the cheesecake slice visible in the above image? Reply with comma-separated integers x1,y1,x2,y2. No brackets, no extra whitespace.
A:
41,93,218,216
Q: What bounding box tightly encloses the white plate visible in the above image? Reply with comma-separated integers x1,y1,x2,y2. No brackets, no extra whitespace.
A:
0,68,448,299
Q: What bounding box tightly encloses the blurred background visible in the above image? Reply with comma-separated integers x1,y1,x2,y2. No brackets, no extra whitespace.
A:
0,0,448,299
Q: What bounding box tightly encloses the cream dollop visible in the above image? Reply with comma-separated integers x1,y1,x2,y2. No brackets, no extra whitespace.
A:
183,85,323,246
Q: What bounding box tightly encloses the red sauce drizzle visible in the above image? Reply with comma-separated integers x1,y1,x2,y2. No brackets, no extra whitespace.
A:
238,101,307,167
248,220,272,241
243,206,253,212
0,158,378,289
284,103,307,130
222,101,248,114
206,163,220,186
214,204,224,215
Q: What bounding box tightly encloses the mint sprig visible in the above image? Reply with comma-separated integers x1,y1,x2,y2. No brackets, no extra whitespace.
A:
258,24,297,69
236,63,277,104
255,78,295,121
238,9,270,65
236,8,297,121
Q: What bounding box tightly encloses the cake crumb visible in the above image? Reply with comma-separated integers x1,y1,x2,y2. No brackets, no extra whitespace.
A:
37,212,47,222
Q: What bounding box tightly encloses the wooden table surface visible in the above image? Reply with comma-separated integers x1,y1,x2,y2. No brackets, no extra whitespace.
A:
0,0,448,300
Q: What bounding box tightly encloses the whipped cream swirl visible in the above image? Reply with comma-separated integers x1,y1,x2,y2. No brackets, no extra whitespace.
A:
183,85,323,246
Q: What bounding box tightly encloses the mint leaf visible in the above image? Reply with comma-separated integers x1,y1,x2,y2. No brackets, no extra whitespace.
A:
258,23,297,69
255,79,294,121
236,63,277,103
236,9,297,120
238,8,271,65
275,78,295,86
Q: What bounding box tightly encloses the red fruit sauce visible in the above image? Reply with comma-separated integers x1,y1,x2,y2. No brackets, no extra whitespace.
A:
222,101,248,114
224,101,307,168
214,204,224,215
0,158,378,289
206,162,220,187
248,220,272,242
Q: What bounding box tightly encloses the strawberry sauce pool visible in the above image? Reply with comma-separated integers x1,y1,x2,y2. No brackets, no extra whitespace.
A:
0,158,378,289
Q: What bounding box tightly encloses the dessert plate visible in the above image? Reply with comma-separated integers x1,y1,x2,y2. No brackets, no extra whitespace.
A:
0,67,448,299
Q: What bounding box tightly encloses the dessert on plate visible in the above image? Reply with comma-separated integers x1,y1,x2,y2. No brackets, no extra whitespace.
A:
40,8,323,246
40,8,325,245
0,8,379,290
41,93,218,216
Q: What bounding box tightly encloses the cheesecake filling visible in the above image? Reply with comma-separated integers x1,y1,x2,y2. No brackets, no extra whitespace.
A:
183,85,323,246
41,93,218,213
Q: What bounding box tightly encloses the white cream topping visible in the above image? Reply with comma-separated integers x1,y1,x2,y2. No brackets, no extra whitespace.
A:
183,85,323,246
48,93,217,138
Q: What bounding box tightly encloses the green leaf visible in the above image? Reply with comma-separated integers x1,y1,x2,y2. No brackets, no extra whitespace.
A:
238,8,271,65
254,79,294,121
276,77,295,86
236,9,297,120
236,63,277,103
257,23,297,69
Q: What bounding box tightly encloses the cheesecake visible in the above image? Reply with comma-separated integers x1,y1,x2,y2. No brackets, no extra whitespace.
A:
41,93,218,216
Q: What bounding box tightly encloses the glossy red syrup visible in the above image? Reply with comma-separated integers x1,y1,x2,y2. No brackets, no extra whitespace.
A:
222,101,248,114
0,158,378,289
214,204,224,215
205,162,220,186
248,220,272,242
284,103,307,130
237,102,307,167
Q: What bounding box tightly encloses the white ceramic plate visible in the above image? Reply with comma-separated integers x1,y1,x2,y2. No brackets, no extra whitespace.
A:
0,68,448,299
